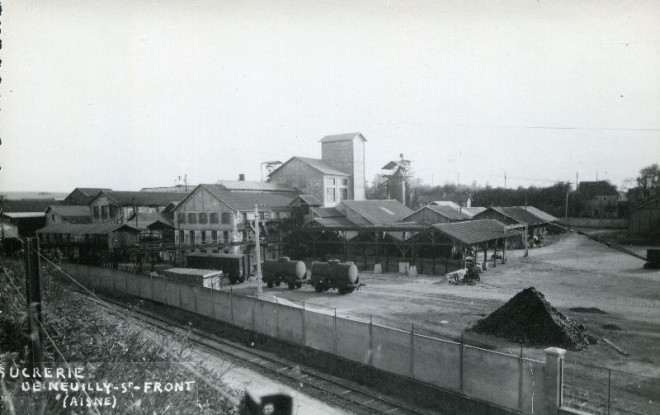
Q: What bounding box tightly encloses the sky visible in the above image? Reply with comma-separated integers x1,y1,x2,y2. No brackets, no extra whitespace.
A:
1,0,659,193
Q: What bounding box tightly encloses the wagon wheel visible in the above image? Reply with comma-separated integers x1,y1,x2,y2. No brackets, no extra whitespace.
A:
288,282,295,290
314,283,324,293
275,281,281,287
267,281,274,288
295,282,302,289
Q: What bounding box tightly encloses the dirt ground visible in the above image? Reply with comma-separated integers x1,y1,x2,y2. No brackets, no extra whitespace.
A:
233,231,660,379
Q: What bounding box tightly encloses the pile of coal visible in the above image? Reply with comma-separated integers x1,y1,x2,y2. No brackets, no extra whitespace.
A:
472,287,596,350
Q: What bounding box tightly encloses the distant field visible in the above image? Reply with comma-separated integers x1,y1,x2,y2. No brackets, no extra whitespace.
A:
0,191,68,200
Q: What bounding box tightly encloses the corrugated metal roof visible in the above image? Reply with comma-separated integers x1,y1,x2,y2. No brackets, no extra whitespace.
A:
75,188,112,196
3,212,46,219
310,207,343,218
46,205,91,217
1,199,59,213
294,157,350,176
462,207,487,218
36,223,137,235
202,185,296,211
319,132,367,143
340,200,414,225
216,180,296,192
125,212,174,230
429,201,462,210
433,219,521,245
100,191,189,206
290,194,322,206
403,205,471,223
489,207,546,226
523,206,559,223
311,216,358,228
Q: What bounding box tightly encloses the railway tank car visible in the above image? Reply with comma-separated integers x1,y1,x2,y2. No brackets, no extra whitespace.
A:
310,260,359,294
262,257,306,289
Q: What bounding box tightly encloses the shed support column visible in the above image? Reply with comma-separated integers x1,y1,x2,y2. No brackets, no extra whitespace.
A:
544,347,567,415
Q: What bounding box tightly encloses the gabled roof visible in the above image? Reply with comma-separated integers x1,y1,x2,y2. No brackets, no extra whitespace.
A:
310,216,358,228
45,205,91,218
340,200,414,225
2,212,46,219
125,212,174,230
64,188,111,205
36,222,137,235
216,180,296,193
403,205,472,223
310,207,344,218
178,185,296,212
319,132,367,143
429,201,462,210
92,191,189,206
523,206,559,223
481,206,547,226
578,181,619,198
270,156,350,177
1,199,60,213
75,188,112,197
433,219,521,246
462,207,487,218
289,194,322,207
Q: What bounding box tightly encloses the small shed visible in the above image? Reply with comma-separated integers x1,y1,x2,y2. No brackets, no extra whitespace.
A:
162,267,225,289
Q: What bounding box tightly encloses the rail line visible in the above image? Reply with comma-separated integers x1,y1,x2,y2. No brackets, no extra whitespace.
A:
82,292,434,415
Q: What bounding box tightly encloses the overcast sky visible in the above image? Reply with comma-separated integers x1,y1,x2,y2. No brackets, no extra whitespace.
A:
2,0,659,193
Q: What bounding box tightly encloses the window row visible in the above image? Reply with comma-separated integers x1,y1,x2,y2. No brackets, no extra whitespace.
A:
177,230,231,245
177,212,232,225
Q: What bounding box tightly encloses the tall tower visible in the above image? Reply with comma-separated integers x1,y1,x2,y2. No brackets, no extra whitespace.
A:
320,133,367,200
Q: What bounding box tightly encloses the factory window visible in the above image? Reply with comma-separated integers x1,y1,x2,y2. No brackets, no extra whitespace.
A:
339,188,348,200
327,178,336,186
93,206,100,218
101,206,108,219
199,212,208,224
221,212,231,224
326,188,336,203
210,212,219,224
178,213,186,224
211,231,217,243
341,178,348,186
188,213,197,224
189,230,195,245
259,211,265,220
178,230,184,245
223,231,229,242
201,231,206,244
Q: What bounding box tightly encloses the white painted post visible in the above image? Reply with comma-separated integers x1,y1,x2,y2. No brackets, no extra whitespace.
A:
544,347,567,415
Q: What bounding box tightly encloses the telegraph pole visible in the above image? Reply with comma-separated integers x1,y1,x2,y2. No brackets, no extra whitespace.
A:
254,205,263,297
23,238,44,376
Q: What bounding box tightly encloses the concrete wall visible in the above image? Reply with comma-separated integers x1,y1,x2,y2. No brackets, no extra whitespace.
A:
180,284,196,313
335,318,370,364
522,358,545,415
277,304,303,345
232,295,255,330
413,334,461,391
304,311,335,353
372,325,411,377
113,270,127,293
254,300,278,338
68,265,567,415
152,277,168,304
97,268,114,292
463,346,520,411
213,291,232,322
194,287,215,319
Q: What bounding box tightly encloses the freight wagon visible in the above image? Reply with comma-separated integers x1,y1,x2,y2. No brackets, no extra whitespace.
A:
186,253,249,284
262,257,306,289
310,260,360,294
162,268,226,289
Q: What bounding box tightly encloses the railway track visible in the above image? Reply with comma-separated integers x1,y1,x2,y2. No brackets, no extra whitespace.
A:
82,292,434,415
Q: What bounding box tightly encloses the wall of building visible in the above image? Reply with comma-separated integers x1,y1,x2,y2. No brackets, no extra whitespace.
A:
405,207,457,225
321,137,366,201
628,204,660,237
269,159,324,204
173,188,239,247
584,195,619,218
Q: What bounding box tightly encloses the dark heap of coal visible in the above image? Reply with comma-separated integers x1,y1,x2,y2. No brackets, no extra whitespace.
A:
472,287,596,351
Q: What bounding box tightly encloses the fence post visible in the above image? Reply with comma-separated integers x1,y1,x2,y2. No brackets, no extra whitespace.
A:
543,347,567,415
518,344,524,413
193,285,198,314
607,369,611,415
302,302,306,346
460,333,464,394
230,287,234,324
23,238,44,378
333,308,337,354
252,296,256,331
410,324,415,379
276,297,279,339
369,314,373,367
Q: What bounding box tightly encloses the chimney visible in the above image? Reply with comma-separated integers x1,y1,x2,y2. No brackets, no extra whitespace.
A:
238,174,245,181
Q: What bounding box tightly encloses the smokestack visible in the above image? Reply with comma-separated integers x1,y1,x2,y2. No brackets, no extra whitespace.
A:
238,174,245,181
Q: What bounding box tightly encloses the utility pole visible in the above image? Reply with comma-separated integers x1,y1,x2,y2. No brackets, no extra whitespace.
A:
254,205,263,297
23,238,44,376
503,169,507,189
565,183,570,222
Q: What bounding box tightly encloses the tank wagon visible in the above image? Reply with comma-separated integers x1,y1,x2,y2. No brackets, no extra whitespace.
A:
262,257,306,289
310,260,359,294
186,253,248,284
